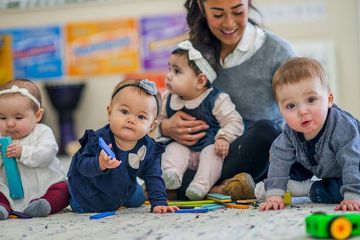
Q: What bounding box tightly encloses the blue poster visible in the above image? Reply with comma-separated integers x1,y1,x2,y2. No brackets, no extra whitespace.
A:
0,26,63,80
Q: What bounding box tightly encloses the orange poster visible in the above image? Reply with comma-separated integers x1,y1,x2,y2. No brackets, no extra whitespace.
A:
65,19,140,76
0,35,13,85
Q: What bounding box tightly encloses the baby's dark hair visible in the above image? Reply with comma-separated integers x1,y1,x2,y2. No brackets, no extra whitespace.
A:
0,78,42,111
111,79,162,118
171,43,218,87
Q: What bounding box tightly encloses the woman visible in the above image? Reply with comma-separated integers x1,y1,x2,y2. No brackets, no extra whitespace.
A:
158,0,295,200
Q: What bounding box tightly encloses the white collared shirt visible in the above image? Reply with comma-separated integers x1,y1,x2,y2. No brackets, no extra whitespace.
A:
221,23,266,68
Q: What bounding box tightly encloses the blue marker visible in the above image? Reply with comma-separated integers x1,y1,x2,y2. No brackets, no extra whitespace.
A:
90,211,116,220
98,137,115,159
175,208,209,213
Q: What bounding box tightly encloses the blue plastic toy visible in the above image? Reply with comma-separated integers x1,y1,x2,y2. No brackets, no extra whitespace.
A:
175,208,209,213
90,211,116,220
0,136,24,199
98,137,115,159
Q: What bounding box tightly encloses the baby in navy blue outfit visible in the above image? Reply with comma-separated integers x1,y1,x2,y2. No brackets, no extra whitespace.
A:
68,79,178,213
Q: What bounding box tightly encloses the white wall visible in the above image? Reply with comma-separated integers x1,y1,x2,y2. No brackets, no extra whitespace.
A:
0,0,184,142
1,0,359,144
255,0,360,118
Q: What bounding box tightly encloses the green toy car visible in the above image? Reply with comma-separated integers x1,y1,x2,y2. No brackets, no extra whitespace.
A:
305,212,360,239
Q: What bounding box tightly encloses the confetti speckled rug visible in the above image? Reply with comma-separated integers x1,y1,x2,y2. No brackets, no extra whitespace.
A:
1,158,358,240
0,198,351,240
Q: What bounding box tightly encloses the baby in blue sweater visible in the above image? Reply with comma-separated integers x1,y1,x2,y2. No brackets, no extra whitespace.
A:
260,57,360,211
68,79,178,213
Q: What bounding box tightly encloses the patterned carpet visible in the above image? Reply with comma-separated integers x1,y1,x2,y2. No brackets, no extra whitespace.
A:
0,198,353,240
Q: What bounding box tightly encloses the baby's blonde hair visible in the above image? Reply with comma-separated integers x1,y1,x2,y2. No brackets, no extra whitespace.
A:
272,57,329,102
0,79,42,111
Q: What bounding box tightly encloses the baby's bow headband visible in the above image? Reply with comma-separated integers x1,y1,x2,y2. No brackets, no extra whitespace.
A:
0,85,40,108
178,40,217,83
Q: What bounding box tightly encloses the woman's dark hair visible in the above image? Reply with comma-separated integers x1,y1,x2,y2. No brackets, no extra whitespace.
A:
184,0,261,62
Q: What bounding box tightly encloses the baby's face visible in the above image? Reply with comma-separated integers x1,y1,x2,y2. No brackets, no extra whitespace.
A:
165,54,200,100
276,77,333,140
0,94,41,140
107,87,157,148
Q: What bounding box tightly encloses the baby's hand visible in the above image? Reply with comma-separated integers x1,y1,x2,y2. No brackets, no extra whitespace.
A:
6,143,22,158
215,138,229,159
153,205,179,214
335,199,360,211
99,144,121,171
259,195,285,211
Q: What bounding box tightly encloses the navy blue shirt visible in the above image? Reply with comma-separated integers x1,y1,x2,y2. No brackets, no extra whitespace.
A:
68,125,167,212
166,88,221,152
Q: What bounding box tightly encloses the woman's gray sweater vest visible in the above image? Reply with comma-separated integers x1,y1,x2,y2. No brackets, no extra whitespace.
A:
214,32,295,130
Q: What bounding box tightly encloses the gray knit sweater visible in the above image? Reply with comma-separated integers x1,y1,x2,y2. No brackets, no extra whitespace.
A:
214,31,295,130
265,105,360,200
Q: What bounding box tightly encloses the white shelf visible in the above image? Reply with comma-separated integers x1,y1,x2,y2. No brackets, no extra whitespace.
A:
0,0,140,11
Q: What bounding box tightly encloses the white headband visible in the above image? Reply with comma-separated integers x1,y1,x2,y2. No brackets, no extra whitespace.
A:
177,40,217,83
0,85,41,108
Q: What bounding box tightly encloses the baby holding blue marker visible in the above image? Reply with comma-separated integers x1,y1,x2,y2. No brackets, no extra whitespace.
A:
0,79,69,220
67,79,178,213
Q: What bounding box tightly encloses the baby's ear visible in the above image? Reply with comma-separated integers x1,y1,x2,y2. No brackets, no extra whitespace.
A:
35,108,44,123
149,119,158,132
106,105,112,122
196,73,208,90
328,91,334,108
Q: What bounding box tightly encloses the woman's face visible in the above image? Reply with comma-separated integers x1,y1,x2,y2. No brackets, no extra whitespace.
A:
202,0,249,55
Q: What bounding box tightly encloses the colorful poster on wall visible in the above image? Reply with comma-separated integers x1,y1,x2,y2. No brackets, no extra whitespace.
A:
0,35,13,85
140,13,188,71
0,26,63,80
65,18,140,76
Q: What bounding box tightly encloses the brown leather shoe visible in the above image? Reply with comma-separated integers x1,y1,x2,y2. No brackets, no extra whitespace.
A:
222,172,256,200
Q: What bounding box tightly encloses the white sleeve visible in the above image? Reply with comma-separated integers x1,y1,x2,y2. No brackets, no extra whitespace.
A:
213,93,244,143
19,125,59,168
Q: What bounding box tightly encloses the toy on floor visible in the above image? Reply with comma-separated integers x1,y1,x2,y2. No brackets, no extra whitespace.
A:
283,191,292,205
226,199,256,209
8,210,31,219
175,208,209,213
202,204,225,211
98,137,115,159
225,203,250,209
177,206,195,209
90,211,116,220
0,136,24,199
305,212,360,240
167,200,216,207
206,193,231,203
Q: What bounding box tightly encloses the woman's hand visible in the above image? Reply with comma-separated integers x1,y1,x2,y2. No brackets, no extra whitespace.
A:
259,195,285,211
98,144,121,171
153,205,179,214
161,111,209,146
334,199,360,211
